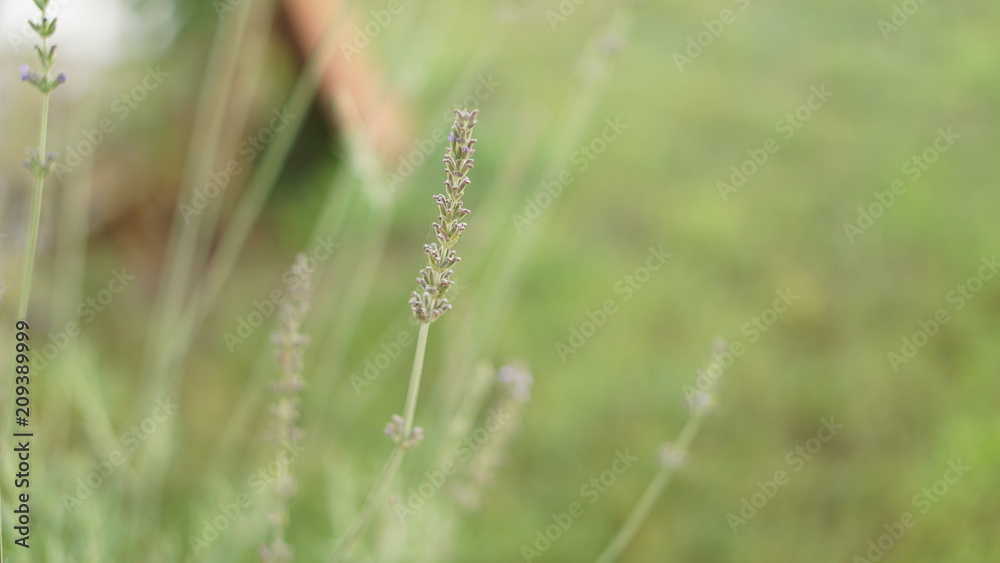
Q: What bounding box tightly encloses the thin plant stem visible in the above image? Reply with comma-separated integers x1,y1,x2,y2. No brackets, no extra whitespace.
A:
330,446,405,561
123,3,258,554
53,97,98,328
141,0,256,379
135,0,348,423
124,16,347,547
594,413,707,563
302,195,393,427
5,6,58,556
329,322,430,561
18,95,51,321
401,322,429,438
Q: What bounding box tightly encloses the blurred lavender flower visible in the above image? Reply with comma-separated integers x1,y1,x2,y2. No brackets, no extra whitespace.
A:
260,254,313,563
384,414,424,449
498,364,533,404
409,109,479,323
19,4,66,96
20,0,65,187
657,443,687,470
596,340,727,562
454,365,533,510
687,390,715,416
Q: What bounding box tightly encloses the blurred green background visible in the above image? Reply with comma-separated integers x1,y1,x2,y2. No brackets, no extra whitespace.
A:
1,0,998,561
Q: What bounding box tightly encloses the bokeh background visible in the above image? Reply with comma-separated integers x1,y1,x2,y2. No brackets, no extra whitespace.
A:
1,0,998,561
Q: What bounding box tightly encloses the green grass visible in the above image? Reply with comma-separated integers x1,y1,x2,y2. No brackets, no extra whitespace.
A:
2,0,999,561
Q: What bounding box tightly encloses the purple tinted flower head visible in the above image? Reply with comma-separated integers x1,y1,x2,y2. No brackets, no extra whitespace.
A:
20,65,30,81
56,72,66,84
499,365,533,403
409,109,479,323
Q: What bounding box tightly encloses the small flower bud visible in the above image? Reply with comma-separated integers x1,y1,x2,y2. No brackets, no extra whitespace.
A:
658,443,687,470
687,390,715,415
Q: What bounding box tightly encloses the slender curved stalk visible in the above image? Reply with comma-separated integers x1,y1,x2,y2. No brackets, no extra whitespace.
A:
594,414,707,563
135,0,348,418
328,322,430,561
4,6,61,555
140,0,256,380
121,3,260,555
18,92,51,320
400,322,429,438
330,446,405,559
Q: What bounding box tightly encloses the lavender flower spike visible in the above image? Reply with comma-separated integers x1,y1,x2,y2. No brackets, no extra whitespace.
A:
409,109,479,323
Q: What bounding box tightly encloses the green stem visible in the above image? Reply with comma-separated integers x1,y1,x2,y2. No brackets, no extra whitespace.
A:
6,9,53,558
135,0,347,419
18,89,52,320
594,413,706,563
401,322,429,437
329,446,404,562
142,0,254,377
329,322,430,561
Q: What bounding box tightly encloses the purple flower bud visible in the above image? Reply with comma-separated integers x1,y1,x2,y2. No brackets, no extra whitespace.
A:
57,72,67,84
20,65,30,81
448,133,456,142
